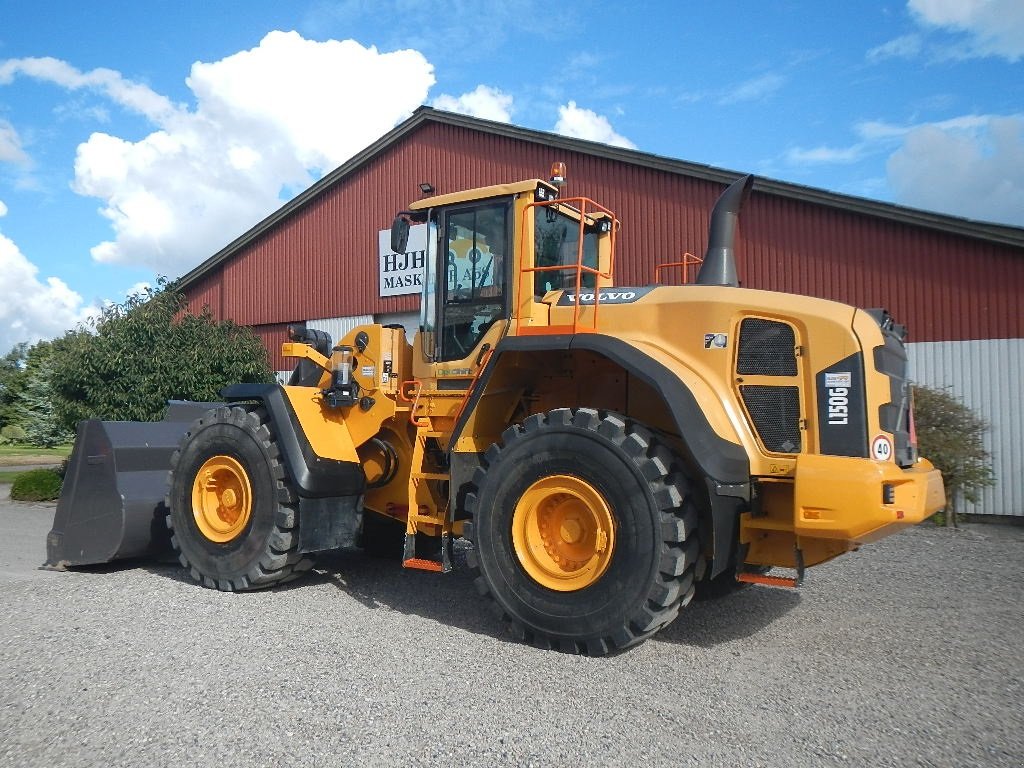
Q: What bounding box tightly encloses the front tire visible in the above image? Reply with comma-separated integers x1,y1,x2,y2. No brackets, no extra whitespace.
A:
465,408,701,655
167,406,313,591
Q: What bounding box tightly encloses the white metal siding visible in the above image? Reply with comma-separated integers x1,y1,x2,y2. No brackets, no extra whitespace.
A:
306,315,374,345
375,311,419,342
908,339,1023,516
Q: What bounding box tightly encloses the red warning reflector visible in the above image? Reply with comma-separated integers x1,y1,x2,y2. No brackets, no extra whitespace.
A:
735,572,800,589
403,558,444,572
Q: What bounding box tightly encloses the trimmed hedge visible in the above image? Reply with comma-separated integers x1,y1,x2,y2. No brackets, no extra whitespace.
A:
10,468,63,502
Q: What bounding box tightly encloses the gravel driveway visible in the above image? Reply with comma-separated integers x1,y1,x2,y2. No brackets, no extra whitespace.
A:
1,488,1021,767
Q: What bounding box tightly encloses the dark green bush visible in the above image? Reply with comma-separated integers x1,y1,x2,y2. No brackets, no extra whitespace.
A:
10,468,63,502
0,425,27,444
2,279,273,447
49,278,273,432
913,384,995,526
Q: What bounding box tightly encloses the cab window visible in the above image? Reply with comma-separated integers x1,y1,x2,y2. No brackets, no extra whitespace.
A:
440,202,509,362
533,207,599,298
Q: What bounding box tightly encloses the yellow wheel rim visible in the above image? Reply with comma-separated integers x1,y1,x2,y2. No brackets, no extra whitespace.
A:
511,475,616,592
191,455,253,543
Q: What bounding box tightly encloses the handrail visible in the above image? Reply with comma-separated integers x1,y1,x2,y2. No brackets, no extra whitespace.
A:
398,380,431,427
451,347,494,430
654,253,703,285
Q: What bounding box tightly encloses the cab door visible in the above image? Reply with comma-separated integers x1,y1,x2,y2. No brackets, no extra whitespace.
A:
425,199,512,386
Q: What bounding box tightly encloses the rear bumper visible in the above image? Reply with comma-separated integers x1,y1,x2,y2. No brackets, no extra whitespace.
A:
793,454,945,544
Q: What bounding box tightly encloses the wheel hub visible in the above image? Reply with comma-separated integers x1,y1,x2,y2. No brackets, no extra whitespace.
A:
191,455,253,543
560,517,583,544
512,475,616,592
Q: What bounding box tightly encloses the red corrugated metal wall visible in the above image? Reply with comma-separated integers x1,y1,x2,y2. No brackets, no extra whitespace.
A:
250,322,293,372
183,271,223,319
188,121,1023,344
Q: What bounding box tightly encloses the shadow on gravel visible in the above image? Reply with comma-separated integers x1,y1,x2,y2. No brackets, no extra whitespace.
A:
655,586,802,648
307,546,505,642
134,545,799,652
56,553,180,579
134,547,505,642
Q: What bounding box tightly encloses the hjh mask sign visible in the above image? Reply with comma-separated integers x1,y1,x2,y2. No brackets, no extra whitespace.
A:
378,224,427,297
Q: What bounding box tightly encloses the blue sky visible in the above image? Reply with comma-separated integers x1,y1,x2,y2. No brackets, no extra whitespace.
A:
0,0,1022,351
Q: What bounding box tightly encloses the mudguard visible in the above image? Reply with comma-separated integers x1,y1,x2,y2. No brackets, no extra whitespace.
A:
449,334,750,578
219,383,365,498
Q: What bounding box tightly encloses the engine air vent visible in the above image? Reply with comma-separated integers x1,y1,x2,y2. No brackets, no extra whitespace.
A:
740,385,802,453
737,318,797,376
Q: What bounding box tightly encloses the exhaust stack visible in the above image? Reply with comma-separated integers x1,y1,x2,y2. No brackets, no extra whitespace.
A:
695,174,754,287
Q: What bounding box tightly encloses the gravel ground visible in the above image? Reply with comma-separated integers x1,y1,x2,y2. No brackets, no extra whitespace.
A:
1,488,1022,768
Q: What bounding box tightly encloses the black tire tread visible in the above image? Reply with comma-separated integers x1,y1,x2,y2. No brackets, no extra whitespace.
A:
464,407,700,655
166,405,313,592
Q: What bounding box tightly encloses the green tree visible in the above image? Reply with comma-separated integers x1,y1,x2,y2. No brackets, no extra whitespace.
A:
47,279,273,431
913,385,995,526
0,342,30,431
19,341,73,447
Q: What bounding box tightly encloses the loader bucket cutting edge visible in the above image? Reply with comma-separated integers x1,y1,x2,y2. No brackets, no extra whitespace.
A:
44,402,221,569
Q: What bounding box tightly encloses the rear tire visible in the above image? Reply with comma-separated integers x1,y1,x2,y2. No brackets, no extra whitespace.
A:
464,408,700,655
166,406,313,591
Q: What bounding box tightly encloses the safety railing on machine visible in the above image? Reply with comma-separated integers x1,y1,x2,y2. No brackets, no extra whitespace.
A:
653,252,704,285
518,197,617,336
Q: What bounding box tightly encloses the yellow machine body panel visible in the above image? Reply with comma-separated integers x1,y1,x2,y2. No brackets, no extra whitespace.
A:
793,454,946,541
542,284,863,472
280,324,413,463
518,282,946,565
281,385,360,462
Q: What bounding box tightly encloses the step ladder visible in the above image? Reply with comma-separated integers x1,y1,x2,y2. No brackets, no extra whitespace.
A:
735,548,805,588
402,427,452,572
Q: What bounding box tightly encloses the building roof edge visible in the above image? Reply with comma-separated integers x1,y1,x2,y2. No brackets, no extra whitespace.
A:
178,106,1024,290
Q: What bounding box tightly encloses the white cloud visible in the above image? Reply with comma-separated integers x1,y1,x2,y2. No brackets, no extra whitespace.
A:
0,200,6,217
857,114,995,141
432,85,513,122
718,73,786,105
887,114,1024,224
866,33,923,62
1,31,435,273
125,281,152,299
0,120,29,165
0,222,95,351
554,101,636,149
785,144,866,165
783,113,1024,225
909,0,1024,60
0,56,179,121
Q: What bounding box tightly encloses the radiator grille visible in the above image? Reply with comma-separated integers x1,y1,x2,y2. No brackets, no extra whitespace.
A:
740,385,802,453
737,318,797,376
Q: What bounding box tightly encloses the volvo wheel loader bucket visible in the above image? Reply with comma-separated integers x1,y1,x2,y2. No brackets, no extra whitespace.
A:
44,402,220,569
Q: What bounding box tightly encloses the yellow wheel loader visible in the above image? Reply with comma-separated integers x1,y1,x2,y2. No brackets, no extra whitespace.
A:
46,168,945,655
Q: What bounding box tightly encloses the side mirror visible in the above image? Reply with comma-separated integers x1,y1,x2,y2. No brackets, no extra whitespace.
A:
390,215,410,254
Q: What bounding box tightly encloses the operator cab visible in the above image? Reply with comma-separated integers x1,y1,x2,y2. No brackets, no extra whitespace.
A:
389,165,616,386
